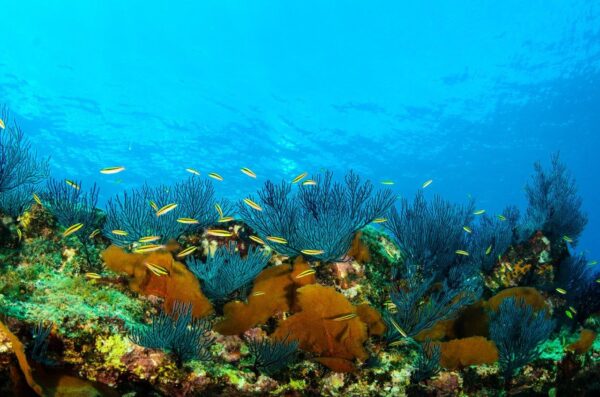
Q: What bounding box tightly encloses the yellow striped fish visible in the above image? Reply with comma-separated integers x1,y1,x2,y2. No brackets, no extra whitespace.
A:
208,172,223,181
556,288,567,295
132,244,164,254
177,217,199,224
389,317,408,338
149,200,158,211
100,166,125,174
177,246,197,258
63,223,84,237
497,214,507,221
89,229,101,239
33,193,43,206
249,235,265,245
422,179,433,188
145,262,169,277
111,229,128,236
139,235,161,243
473,209,486,215
563,235,573,243
301,249,325,256
243,198,263,211
266,236,287,244
455,250,470,256
186,168,200,176
206,229,233,237
332,313,357,321
156,203,177,216
381,180,394,185
372,218,387,224
16,228,22,241
85,272,102,279
485,245,493,255
241,167,257,178
292,172,308,184
295,269,316,279
65,179,80,190
215,203,224,218
0,118,5,129
463,226,472,233
252,291,266,297
302,180,317,186
218,216,235,223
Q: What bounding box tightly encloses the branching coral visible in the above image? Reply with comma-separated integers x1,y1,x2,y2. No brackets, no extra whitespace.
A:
489,297,555,379
412,339,441,382
384,259,482,342
129,301,214,363
0,183,35,217
555,253,600,322
467,212,514,272
247,334,299,376
188,241,270,301
385,191,475,277
103,177,227,246
522,152,587,245
0,106,49,194
239,171,395,262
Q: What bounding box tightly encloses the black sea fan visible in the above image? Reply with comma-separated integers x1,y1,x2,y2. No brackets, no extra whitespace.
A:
188,241,270,301
239,170,395,262
412,339,441,382
248,334,299,376
490,297,554,379
129,302,214,364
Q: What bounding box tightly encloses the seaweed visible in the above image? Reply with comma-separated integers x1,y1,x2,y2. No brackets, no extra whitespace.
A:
489,297,555,380
28,321,55,366
103,177,225,246
129,301,214,364
247,334,299,376
239,170,395,262
0,183,35,217
385,191,475,278
467,213,514,272
0,106,50,194
384,259,482,341
411,339,441,382
188,241,270,301
555,253,600,323
521,152,587,246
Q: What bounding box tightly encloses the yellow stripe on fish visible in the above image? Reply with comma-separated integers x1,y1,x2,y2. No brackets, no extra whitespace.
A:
241,167,257,178
249,235,265,245
177,217,199,224
243,198,263,211
301,249,325,256
266,236,287,244
100,166,125,174
63,223,84,237
177,246,198,258
132,244,164,254
295,269,316,279
208,172,223,181
206,229,233,237
156,203,177,216
292,172,308,183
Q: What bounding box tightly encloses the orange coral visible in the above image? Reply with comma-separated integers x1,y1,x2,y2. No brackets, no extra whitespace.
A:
356,304,386,336
568,329,597,354
347,231,370,264
214,256,315,335
101,245,212,318
486,287,547,312
272,284,369,372
439,336,498,370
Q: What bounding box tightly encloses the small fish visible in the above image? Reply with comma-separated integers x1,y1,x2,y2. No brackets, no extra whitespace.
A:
556,288,567,295
156,203,177,216
85,272,102,279
381,180,395,185
597,279,600,284
100,166,125,174
563,235,573,243
463,226,472,233
186,168,201,176
145,262,169,277
65,179,80,190
111,229,128,236
485,245,493,255
218,216,235,223
266,236,288,244
292,172,308,183
569,306,577,314
177,217,199,224
16,228,22,241
0,118,5,129
249,235,265,245
132,244,164,254
206,229,233,237
208,172,223,181
497,214,507,221
505,263,514,272
241,167,257,178
389,317,408,338
589,260,598,266
89,229,101,239
302,179,317,186
388,340,404,347
372,218,387,224
295,268,316,279
177,246,198,258
332,313,358,322
139,235,161,243
63,223,84,237
473,209,486,215
422,179,433,188
215,203,224,217
243,198,263,211
565,310,574,319
455,250,470,256
32,193,43,206
252,291,266,297
301,249,325,256
149,200,158,211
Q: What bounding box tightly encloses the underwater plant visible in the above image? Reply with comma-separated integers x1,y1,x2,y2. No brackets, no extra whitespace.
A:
239,170,395,262
103,177,226,246
411,339,441,382
522,152,588,245
0,107,50,195
28,321,54,365
0,183,35,217
385,191,475,277
489,297,555,380
129,301,214,364
188,241,270,301
555,253,600,322
384,259,482,341
467,212,514,272
247,334,299,376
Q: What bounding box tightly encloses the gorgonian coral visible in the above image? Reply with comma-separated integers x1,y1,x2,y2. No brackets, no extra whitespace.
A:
239,170,395,262
247,335,299,376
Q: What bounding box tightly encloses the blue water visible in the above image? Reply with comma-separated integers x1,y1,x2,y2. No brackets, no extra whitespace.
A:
1,1,599,259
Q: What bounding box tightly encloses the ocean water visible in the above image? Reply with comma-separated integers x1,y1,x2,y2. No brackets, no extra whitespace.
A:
2,1,600,395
